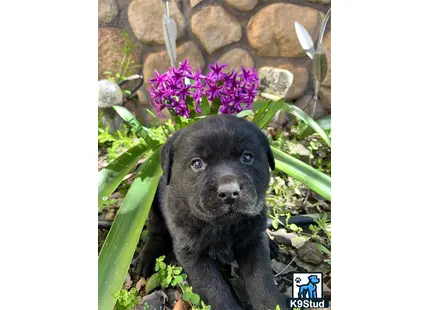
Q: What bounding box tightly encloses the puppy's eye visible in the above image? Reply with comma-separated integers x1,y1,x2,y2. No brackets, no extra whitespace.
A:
240,152,254,164
190,158,206,172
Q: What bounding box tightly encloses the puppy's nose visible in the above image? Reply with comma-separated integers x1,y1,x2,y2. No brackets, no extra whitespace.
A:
217,182,241,202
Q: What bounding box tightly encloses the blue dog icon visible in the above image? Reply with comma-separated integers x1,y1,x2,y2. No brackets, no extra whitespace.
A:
297,275,320,298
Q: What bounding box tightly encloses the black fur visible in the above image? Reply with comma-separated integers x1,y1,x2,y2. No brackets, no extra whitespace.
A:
135,115,287,310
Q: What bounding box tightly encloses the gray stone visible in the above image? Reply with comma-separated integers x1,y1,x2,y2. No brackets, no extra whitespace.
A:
99,0,119,25
269,229,299,245
134,291,167,310
128,0,186,45
191,5,242,54
258,67,294,101
98,79,123,108
247,4,323,57
279,63,310,100
224,0,259,11
190,0,204,7
143,41,205,87
216,48,254,72
98,27,141,80
297,241,324,265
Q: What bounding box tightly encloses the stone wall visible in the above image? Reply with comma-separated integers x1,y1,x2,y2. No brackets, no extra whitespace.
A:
98,0,331,122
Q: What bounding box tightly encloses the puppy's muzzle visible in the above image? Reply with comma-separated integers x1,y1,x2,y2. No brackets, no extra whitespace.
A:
217,174,241,205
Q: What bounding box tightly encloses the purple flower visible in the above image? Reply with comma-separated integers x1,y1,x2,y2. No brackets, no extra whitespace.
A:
178,58,193,75
148,58,259,118
207,62,228,81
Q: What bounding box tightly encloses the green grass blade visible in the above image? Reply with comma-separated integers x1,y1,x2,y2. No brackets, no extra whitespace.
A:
299,116,331,139
98,144,149,211
201,95,211,116
113,105,158,149
282,104,331,147
251,100,270,126
98,148,163,310
253,99,285,129
271,147,331,200
236,110,254,118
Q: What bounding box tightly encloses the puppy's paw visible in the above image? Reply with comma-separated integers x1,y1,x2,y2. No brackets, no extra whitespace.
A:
131,250,156,279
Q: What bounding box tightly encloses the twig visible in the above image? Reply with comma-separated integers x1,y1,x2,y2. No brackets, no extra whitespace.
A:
274,255,297,277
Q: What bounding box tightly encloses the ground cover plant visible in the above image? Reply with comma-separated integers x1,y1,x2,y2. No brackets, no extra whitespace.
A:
98,59,331,310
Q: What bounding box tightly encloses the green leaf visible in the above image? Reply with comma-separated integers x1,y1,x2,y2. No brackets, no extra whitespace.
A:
271,147,331,200
289,223,299,231
201,95,211,116
252,99,285,129
190,293,201,305
236,110,254,118
313,52,328,83
251,100,268,111
98,144,148,211
281,104,331,147
113,106,159,149
211,97,221,115
145,273,162,294
315,243,331,255
173,268,182,275
182,291,191,302
98,148,163,310
299,116,331,139
145,108,158,120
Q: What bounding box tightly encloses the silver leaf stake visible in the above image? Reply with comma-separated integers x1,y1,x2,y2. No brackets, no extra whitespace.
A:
162,0,177,67
294,21,315,59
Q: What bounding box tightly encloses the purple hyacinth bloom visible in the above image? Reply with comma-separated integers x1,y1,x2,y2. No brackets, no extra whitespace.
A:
178,58,193,75
207,62,228,81
148,58,259,117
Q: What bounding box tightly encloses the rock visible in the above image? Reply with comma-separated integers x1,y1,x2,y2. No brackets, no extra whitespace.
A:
322,30,331,87
135,277,146,292
323,283,331,297
285,286,293,298
258,67,294,100
173,298,190,310
190,0,203,7
247,4,324,57
295,92,328,120
269,229,299,245
279,63,310,100
135,290,168,310
98,27,141,80
128,0,186,44
166,288,180,309
270,259,297,275
224,0,259,11
297,242,324,265
143,41,205,85
305,0,331,4
318,85,331,111
98,79,123,108
191,5,242,54
99,0,119,25
291,236,308,248
123,273,132,290
217,48,254,72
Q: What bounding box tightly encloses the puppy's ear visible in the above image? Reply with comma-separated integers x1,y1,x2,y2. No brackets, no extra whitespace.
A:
257,130,275,171
160,131,181,185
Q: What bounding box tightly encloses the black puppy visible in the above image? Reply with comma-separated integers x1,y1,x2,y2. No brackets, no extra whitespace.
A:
135,115,287,310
